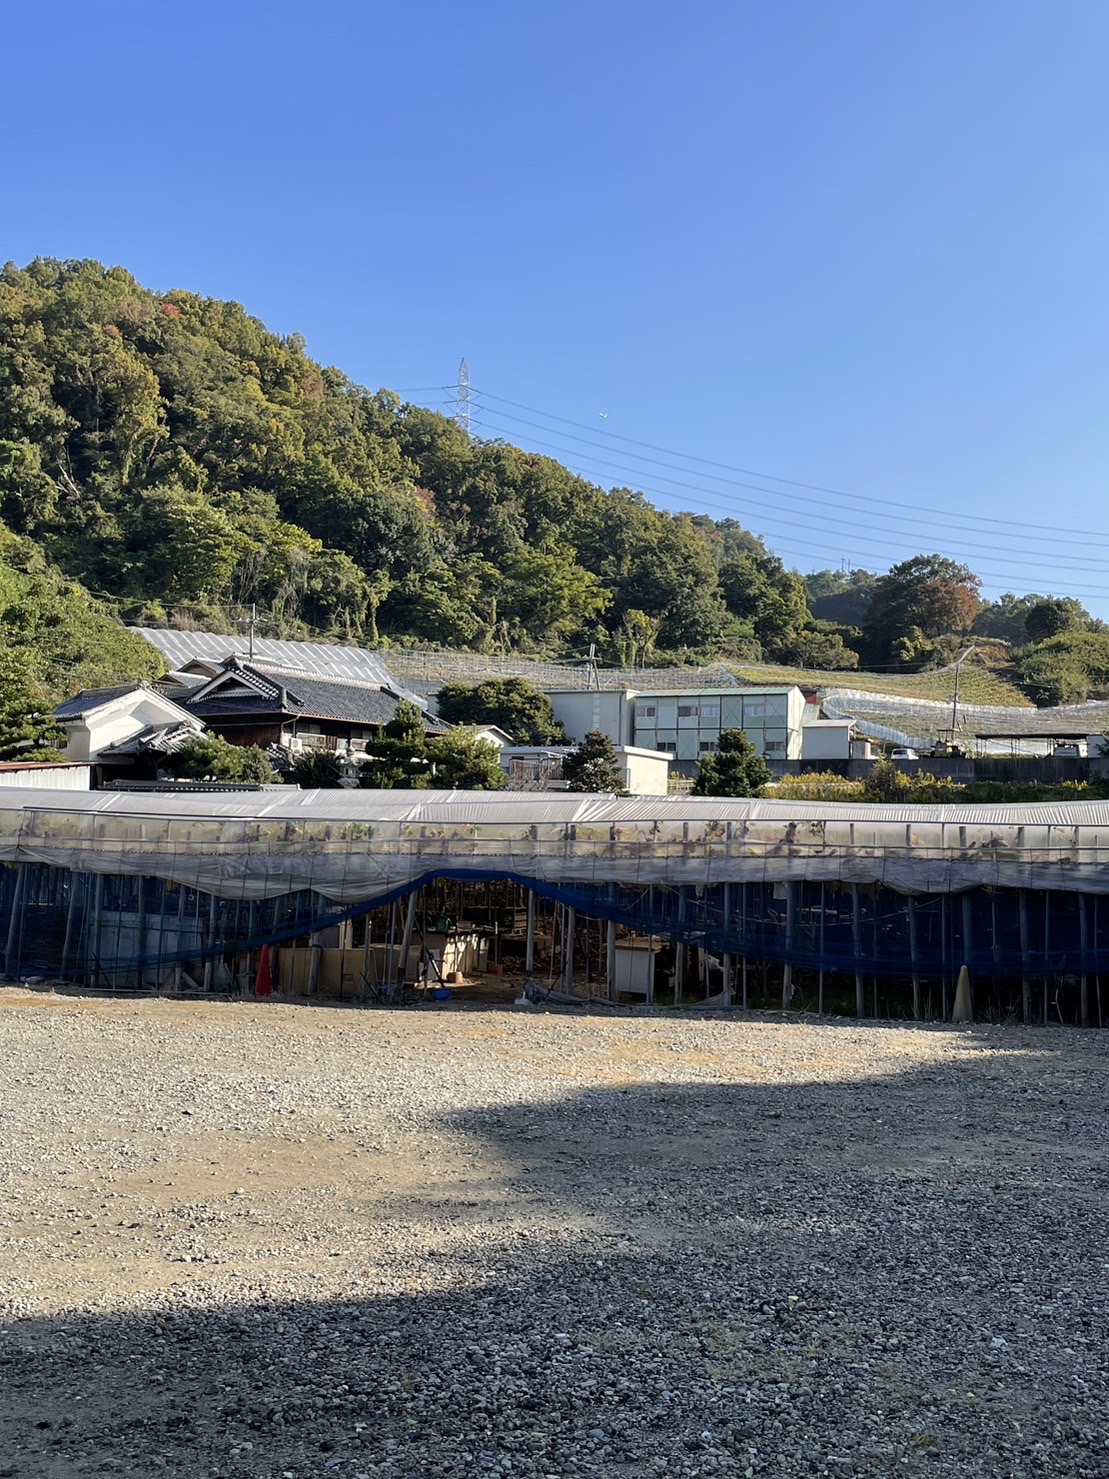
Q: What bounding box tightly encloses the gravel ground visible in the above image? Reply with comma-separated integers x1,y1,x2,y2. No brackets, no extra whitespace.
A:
1,991,1107,1478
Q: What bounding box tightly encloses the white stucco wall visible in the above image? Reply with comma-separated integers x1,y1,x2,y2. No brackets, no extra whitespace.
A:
800,722,855,762
547,690,633,746
64,691,196,764
617,747,671,796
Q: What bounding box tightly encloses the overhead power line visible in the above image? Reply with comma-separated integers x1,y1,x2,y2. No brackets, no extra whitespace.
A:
468,393,1109,554
467,409,1109,570
470,387,1109,550
467,413,1109,594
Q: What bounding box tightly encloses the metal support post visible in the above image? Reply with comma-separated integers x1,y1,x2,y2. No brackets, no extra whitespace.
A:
907,895,921,1021
1019,889,1032,1026
851,884,864,1019
782,882,797,1010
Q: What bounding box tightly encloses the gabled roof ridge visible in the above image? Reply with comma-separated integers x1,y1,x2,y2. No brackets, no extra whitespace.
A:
248,661,397,694
55,682,197,724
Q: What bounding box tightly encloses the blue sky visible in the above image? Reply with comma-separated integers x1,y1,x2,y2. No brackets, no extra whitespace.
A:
6,1,1109,609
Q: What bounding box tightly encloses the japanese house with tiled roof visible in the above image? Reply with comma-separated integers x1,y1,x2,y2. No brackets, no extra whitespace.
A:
171,657,447,756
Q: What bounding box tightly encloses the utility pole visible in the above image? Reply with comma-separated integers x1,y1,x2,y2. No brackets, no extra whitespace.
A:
454,358,471,438
950,645,973,740
241,602,257,660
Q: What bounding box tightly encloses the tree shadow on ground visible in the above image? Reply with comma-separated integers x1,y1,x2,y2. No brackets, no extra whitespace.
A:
3,1026,1109,1479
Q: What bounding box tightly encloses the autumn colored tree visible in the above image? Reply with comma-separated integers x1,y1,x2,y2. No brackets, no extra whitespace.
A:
863,555,980,662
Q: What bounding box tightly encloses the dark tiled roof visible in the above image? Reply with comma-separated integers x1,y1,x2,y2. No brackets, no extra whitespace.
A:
99,722,202,757
55,684,146,720
183,667,447,732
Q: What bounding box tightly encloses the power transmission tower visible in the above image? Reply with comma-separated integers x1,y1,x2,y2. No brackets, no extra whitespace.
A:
454,358,471,437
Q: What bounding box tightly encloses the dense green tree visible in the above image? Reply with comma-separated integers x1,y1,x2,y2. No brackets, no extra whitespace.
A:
561,730,623,793
719,550,810,656
863,555,980,661
426,729,505,789
0,652,66,761
691,729,770,798
359,700,432,789
778,626,860,670
804,568,880,629
1016,632,1109,706
972,592,1046,645
1023,596,1091,645
497,549,609,647
288,750,343,788
861,758,912,803
169,735,274,783
435,678,565,745
2,254,1097,706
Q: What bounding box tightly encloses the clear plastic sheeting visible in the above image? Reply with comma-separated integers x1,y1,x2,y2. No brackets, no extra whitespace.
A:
4,787,1109,902
823,688,1109,750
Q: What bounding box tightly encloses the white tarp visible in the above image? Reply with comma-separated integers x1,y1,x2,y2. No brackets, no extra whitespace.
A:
2,787,1109,902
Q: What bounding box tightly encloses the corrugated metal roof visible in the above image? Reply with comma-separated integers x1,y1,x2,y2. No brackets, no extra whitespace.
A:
128,628,424,703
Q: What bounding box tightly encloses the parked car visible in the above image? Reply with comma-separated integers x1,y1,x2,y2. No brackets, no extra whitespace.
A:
889,747,919,761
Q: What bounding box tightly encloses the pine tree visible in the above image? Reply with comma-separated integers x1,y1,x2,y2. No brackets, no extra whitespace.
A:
691,729,770,798
561,730,623,793
359,700,432,789
0,653,66,761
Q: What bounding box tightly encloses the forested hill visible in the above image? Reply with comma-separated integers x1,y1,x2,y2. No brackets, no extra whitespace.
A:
1,258,1106,709
0,257,854,686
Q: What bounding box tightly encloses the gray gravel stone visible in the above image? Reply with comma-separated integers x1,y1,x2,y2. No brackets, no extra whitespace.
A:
0,990,1107,1476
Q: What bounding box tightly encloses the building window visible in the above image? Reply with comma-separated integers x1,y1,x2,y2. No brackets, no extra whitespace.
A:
764,740,786,755
699,703,720,720
698,741,717,753
678,705,697,718
744,703,766,719
636,704,657,720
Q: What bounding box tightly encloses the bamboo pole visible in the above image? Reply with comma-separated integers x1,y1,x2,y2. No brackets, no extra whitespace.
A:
60,869,80,979
5,866,26,978
1043,892,1051,1025
525,889,536,975
674,886,687,1007
397,890,418,986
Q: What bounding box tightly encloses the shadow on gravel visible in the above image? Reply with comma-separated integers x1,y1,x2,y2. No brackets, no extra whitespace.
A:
3,1027,1109,1479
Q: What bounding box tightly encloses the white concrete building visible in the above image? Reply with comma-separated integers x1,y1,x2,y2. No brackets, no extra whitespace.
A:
546,689,634,747
54,684,204,778
545,684,808,771
499,743,671,796
800,717,858,763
